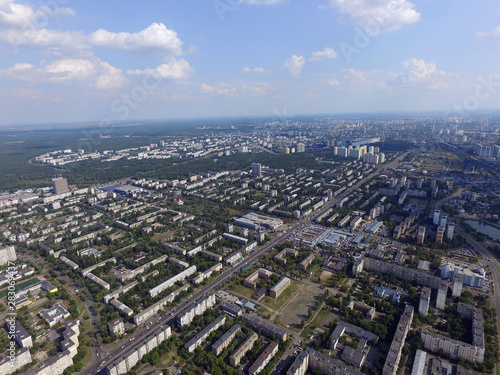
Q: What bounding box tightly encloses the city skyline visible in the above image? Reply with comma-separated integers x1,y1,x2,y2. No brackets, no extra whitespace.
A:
1,0,500,125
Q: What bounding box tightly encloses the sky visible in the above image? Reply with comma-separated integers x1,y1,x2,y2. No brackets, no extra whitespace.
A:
1,0,500,125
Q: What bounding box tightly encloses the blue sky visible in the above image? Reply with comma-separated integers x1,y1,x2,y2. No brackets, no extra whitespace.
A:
1,0,499,125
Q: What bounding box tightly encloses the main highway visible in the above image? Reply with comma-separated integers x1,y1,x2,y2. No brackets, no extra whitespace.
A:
80,152,407,375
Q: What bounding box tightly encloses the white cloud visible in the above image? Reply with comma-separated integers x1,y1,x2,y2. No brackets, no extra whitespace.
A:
94,62,127,90
44,58,97,83
309,47,337,62
0,59,97,83
283,55,305,78
476,26,500,39
0,0,75,28
400,58,453,89
239,0,288,5
127,58,193,80
201,82,273,96
343,68,371,85
327,0,420,32
90,23,183,55
0,58,129,91
0,28,88,49
306,92,319,98
242,66,272,74
328,78,340,86
201,82,237,96
0,0,35,27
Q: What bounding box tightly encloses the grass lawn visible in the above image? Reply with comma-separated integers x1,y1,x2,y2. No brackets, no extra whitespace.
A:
152,230,176,242
227,284,256,300
261,281,299,311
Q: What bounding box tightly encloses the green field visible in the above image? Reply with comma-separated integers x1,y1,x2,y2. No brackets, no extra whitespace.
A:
0,277,40,299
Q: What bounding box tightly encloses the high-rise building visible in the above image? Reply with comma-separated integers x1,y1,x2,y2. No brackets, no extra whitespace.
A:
52,177,69,194
251,163,262,177
436,226,445,245
278,147,290,154
0,246,16,266
433,210,440,226
333,146,338,155
440,215,447,228
447,223,455,240
379,153,385,163
296,143,305,153
417,226,426,245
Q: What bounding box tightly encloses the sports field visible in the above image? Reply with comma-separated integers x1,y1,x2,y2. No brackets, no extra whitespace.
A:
0,277,41,299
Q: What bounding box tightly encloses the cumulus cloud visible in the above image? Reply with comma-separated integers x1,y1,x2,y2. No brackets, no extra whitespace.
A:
476,26,500,39
94,62,127,90
0,58,129,91
0,28,88,49
242,66,272,74
0,0,75,28
127,58,193,80
327,0,420,32
201,82,273,96
400,58,453,89
328,78,340,86
90,23,183,55
283,55,305,78
309,47,337,62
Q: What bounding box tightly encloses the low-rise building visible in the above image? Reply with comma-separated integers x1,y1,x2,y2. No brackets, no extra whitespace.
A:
39,302,71,327
269,277,291,298
185,315,226,353
229,332,258,367
212,324,241,356
249,341,278,375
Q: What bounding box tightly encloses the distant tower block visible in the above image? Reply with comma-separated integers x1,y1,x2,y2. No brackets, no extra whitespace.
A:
419,287,431,316
439,215,448,228
452,273,463,297
447,223,455,240
436,226,445,245
417,226,426,245
52,177,69,194
251,163,262,177
436,282,447,310
433,210,440,226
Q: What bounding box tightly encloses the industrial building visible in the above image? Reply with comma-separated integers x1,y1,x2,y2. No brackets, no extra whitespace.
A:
52,177,70,194
234,212,283,231
441,264,485,288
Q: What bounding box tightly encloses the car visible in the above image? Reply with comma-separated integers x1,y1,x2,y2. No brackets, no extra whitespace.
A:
130,337,135,341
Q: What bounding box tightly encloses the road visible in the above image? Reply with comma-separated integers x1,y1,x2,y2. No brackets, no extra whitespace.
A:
80,152,407,375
